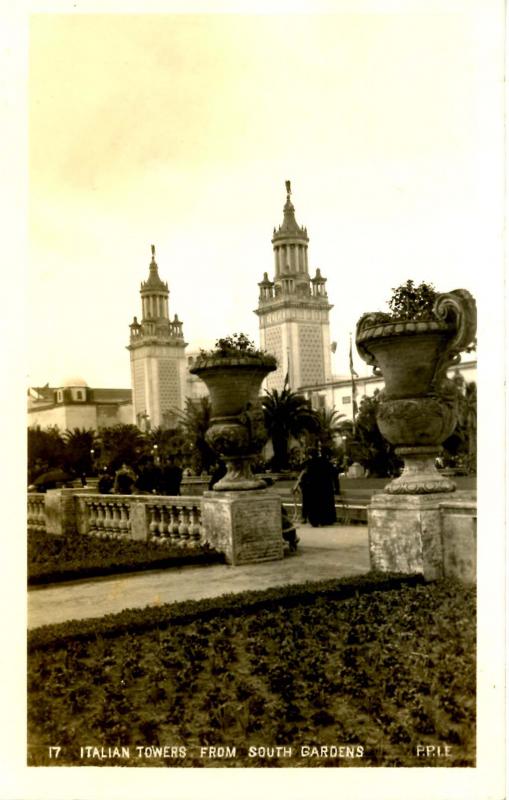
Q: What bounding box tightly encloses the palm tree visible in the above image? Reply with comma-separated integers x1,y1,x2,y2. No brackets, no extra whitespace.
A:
313,407,346,453
262,382,319,471
98,424,146,472
173,397,216,474
144,426,187,462
27,425,66,484
62,427,98,477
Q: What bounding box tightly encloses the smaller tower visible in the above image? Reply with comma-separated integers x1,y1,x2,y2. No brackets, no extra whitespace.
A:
127,245,187,429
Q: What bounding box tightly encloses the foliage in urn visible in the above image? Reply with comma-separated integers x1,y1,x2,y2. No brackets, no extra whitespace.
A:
197,332,275,363
387,280,437,321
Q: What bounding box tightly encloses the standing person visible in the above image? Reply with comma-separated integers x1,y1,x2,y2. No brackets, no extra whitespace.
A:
98,466,114,494
135,456,162,494
295,448,337,527
161,455,183,496
114,463,136,495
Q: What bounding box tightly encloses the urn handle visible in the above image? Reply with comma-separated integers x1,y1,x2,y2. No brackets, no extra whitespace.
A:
432,289,477,361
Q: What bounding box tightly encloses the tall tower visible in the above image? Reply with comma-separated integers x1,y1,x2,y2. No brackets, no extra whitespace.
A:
127,245,187,429
255,181,333,392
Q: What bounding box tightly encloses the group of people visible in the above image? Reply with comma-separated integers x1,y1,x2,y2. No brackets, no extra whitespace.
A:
97,456,184,496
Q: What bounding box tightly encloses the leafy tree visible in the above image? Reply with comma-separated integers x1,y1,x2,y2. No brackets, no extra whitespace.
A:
98,425,146,472
144,426,188,462
351,391,402,477
262,382,319,471
63,428,98,477
27,426,66,484
442,376,477,473
174,397,216,474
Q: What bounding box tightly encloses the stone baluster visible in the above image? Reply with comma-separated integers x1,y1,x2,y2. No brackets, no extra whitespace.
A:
103,502,112,537
147,504,159,542
38,498,46,532
95,502,105,537
85,501,96,534
118,502,129,538
27,498,34,532
178,506,190,547
168,505,180,545
189,505,202,546
112,501,121,537
27,498,35,531
158,504,170,545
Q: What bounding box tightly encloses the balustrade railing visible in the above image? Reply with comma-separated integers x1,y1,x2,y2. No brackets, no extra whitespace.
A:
27,493,46,533
84,497,133,540
146,499,203,548
28,491,205,549
82,494,204,548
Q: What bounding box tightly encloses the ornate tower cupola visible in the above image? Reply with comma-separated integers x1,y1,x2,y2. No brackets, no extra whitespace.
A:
140,245,170,321
127,245,187,429
255,182,333,392
271,180,313,299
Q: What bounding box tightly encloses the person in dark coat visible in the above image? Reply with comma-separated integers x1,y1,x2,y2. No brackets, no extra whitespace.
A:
295,449,337,527
114,463,136,495
98,467,114,494
135,457,162,494
161,455,183,496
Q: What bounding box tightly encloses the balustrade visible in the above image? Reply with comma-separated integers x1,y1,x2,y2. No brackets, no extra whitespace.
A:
147,498,203,548
85,497,133,540
28,491,204,548
27,494,46,533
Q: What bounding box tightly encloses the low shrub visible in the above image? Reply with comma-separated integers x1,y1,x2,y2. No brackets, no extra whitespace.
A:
28,531,223,585
27,574,475,767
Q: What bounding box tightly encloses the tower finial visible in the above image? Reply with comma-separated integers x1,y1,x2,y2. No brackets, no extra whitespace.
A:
285,180,291,197
151,244,156,260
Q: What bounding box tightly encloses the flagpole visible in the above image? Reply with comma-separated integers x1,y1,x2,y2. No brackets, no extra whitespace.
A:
349,333,358,433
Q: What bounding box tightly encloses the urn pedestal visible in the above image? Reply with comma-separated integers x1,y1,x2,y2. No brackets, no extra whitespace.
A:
201,490,283,565
368,491,476,583
190,352,283,564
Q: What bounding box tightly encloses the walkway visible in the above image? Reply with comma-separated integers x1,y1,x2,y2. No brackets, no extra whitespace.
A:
27,524,370,630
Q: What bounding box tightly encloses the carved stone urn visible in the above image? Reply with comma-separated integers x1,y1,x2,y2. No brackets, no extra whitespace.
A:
189,353,277,490
356,289,476,494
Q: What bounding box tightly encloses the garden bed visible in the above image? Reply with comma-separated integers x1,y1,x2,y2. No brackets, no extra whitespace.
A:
27,574,475,767
28,530,223,585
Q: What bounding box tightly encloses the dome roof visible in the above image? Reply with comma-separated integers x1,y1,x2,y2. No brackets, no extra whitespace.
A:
61,376,88,388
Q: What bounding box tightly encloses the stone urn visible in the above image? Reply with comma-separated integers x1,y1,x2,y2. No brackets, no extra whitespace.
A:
189,353,277,490
356,289,476,494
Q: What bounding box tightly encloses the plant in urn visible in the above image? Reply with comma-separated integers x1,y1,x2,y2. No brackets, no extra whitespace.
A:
356,281,476,494
189,334,277,490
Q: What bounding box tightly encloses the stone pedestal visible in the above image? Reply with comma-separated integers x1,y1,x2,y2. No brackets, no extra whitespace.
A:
368,490,476,582
439,496,477,585
45,489,79,536
368,492,445,580
201,489,283,566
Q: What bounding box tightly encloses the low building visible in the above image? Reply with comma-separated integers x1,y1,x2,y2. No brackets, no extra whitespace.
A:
300,359,477,419
27,377,133,431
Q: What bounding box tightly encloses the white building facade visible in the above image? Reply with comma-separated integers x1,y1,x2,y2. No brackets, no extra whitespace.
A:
301,359,477,420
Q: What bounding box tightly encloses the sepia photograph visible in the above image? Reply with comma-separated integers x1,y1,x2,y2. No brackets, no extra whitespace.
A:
1,1,505,799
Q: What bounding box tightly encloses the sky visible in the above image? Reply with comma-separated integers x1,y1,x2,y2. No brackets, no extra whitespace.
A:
27,4,503,388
